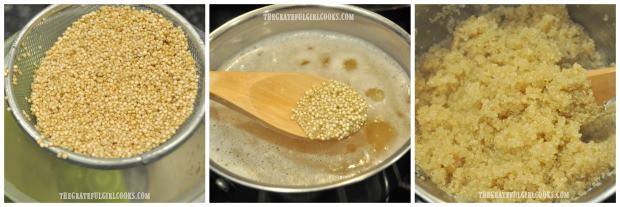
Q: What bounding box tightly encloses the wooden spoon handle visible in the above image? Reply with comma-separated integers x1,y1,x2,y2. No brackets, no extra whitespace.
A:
587,66,615,106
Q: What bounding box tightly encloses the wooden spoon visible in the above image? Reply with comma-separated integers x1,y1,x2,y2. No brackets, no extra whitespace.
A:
210,71,329,139
587,66,615,106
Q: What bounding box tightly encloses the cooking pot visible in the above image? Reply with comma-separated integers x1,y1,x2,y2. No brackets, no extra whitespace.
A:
209,4,411,193
414,4,616,203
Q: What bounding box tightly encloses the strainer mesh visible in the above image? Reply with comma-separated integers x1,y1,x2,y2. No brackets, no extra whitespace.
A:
5,4,205,166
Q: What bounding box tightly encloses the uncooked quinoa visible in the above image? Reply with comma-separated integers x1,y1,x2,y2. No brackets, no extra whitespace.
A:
291,80,368,140
30,6,198,158
416,5,615,202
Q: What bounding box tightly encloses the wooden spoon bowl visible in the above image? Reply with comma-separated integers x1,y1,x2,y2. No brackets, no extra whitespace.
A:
587,66,615,105
210,71,329,139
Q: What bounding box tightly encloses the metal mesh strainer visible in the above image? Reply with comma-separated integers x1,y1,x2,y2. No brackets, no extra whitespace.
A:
4,4,205,169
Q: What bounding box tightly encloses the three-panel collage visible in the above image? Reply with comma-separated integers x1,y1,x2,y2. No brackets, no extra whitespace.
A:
1,2,616,205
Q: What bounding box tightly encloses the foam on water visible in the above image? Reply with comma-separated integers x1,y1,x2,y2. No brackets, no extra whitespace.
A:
210,30,410,186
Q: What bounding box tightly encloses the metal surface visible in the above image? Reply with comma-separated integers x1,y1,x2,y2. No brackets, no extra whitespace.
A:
209,4,411,193
414,4,616,203
210,151,411,202
3,4,205,169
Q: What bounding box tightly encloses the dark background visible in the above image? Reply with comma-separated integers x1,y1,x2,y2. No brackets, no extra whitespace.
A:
4,5,205,38
209,4,410,33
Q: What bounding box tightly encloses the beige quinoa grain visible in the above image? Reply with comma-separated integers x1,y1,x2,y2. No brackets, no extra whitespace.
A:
56,152,69,159
22,110,31,122
30,6,198,158
13,65,22,75
291,80,368,140
416,5,615,202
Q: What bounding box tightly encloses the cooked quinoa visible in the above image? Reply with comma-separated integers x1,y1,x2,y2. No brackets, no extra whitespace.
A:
30,6,198,158
416,5,615,202
291,80,368,140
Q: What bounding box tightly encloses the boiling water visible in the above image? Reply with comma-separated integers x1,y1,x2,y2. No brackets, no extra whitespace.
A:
210,30,410,186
